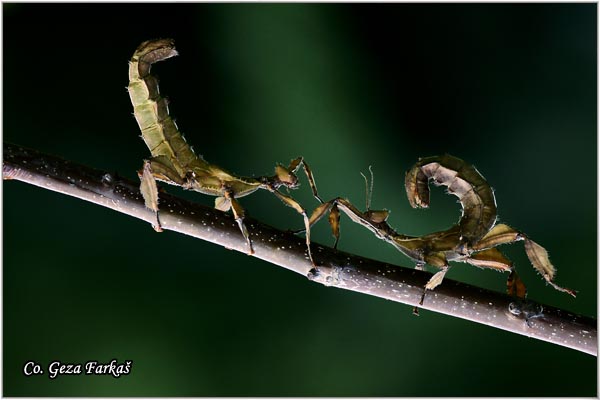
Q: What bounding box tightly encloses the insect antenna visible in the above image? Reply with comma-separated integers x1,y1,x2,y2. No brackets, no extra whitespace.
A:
360,165,375,211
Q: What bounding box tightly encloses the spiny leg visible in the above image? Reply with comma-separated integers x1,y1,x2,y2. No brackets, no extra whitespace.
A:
473,223,576,297
281,167,381,264
274,158,323,257
307,197,390,250
421,267,451,305
300,167,392,252
139,161,162,231
139,156,186,232
288,157,323,204
413,263,451,316
269,189,316,266
217,191,254,255
419,252,450,306
465,247,527,299
299,167,381,249
523,239,576,296
306,199,341,248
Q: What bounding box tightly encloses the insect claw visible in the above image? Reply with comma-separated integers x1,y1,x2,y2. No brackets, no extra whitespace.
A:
332,237,340,250
151,210,163,232
307,267,320,280
412,287,428,315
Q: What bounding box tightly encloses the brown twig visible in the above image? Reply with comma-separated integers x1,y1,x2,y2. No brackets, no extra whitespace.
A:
3,142,597,356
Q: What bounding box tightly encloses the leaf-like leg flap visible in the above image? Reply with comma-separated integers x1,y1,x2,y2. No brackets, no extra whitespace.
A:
424,252,448,269
418,265,451,307
145,155,186,186
467,248,527,298
308,202,332,227
274,164,297,187
287,157,302,173
214,196,232,212
138,155,189,233
229,196,254,255
473,224,576,297
310,198,378,250
140,161,159,212
472,223,521,251
328,203,341,249
139,160,163,232
507,270,527,299
524,239,577,297
466,248,513,272
523,238,555,280
271,189,303,214
418,252,449,307
425,267,450,291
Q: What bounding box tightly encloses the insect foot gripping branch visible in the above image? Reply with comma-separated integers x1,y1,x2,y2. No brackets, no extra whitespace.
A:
128,38,322,266
307,154,576,311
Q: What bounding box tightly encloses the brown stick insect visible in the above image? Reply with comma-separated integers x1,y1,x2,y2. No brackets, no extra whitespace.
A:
128,39,322,264
308,155,576,306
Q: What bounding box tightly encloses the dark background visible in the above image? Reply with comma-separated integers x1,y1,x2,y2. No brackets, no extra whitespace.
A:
3,3,596,396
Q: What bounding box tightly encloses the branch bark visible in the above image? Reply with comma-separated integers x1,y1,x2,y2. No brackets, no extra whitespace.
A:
3,142,597,356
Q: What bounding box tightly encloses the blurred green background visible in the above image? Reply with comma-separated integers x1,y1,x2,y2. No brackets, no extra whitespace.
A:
3,3,596,396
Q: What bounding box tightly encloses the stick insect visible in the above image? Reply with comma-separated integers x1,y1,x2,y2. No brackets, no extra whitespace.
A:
128,39,321,264
308,155,576,305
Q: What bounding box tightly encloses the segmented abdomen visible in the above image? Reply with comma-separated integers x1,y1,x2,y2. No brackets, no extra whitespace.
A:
128,39,199,174
405,154,497,243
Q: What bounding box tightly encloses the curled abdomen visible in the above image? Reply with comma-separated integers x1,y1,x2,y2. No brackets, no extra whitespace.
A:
405,154,497,243
128,39,198,172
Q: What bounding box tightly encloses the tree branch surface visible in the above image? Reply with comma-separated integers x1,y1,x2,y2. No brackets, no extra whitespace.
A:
3,142,597,356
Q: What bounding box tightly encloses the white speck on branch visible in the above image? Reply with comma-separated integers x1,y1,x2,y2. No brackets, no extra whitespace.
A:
3,142,597,356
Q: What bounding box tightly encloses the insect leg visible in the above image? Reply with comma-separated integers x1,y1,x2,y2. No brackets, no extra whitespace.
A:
310,197,392,250
139,161,162,231
138,156,187,232
308,201,335,227
418,252,450,306
288,157,324,204
305,199,343,248
328,203,341,249
523,238,576,296
218,191,254,255
304,170,391,249
466,248,527,298
418,266,452,306
269,189,315,266
473,223,576,297
411,262,427,315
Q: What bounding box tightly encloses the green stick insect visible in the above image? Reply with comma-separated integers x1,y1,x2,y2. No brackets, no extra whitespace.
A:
308,155,576,306
128,39,321,264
